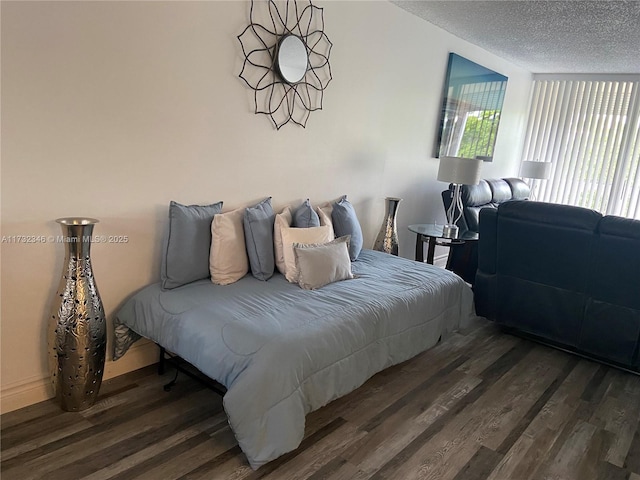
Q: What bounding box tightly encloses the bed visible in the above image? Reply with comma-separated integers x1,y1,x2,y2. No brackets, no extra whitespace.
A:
114,249,475,469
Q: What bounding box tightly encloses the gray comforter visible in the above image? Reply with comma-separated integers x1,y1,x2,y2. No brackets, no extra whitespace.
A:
114,250,475,469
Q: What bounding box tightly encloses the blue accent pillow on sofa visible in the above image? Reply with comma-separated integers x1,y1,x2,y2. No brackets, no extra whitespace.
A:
331,197,363,261
292,199,320,228
244,197,276,281
161,200,223,289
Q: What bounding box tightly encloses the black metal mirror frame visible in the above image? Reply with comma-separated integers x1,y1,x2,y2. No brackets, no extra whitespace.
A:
238,0,333,130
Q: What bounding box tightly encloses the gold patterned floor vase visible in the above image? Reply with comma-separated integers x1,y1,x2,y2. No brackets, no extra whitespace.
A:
373,197,402,256
49,218,106,411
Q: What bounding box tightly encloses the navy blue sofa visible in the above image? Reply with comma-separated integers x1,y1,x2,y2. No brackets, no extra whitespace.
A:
475,200,640,371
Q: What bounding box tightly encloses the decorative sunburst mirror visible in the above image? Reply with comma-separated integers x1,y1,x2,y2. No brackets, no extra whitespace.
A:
238,0,333,130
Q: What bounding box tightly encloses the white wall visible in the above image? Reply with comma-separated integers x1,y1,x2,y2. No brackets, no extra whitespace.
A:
0,0,532,412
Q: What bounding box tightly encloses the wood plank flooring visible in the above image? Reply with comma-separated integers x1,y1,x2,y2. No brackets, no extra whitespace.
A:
3,319,640,480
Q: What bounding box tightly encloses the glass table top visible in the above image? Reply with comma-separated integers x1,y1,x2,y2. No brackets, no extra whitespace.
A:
408,224,479,241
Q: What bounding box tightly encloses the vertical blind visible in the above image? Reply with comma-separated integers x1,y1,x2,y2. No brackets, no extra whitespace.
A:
521,78,640,219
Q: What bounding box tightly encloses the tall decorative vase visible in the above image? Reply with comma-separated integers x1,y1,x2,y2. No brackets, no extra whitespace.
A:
373,197,402,256
48,218,106,411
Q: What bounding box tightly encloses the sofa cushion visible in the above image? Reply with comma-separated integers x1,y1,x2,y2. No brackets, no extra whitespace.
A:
458,181,492,232
504,178,531,200
588,215,640,310
499,201,602,231
497,201,601,292
461,180,492,207
598,214,640,240
486,179,513,204
464,205,494,233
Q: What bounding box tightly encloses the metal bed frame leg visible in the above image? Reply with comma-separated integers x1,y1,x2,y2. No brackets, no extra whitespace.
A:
163,369,179,392
158,346,179,392
155,343,226,396
158,346,166,375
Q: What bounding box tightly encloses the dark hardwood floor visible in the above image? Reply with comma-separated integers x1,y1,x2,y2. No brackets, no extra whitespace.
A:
2,319,640,480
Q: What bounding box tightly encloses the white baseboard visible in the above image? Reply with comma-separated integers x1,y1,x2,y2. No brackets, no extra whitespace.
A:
0,340,158,414
0,375,53,416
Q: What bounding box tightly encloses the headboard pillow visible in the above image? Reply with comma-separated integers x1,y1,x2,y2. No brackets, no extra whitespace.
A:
274,206,293,275
316,207,333,235
331,197,363,261
161,200,223,290
280,225,333,283
294,236,354,290
244,197,276,281
210,207,249,285
292,199,320,228
316,195,346,237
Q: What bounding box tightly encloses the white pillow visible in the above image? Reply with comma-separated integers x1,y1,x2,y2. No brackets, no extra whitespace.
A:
210,207,249,285
273,206,293,275
280,225,332,283
294,236,354,290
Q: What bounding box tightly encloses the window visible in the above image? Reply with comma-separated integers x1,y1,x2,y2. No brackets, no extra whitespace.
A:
521,77,640,219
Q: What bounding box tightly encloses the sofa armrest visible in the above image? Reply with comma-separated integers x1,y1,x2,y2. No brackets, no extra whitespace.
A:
478,208,498,274
474,208,498,320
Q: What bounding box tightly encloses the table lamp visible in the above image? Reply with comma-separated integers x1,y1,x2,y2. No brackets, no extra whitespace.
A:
520,160,552,200
437,156,483,239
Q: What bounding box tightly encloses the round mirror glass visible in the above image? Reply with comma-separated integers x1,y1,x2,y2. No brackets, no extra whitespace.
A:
276,35,308,84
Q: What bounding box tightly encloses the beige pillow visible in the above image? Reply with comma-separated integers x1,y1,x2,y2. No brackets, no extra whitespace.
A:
280,225,332,283
210,207,249,285
316,195,346,238
316,206,333,236
273,206,293,275
294,236,354,290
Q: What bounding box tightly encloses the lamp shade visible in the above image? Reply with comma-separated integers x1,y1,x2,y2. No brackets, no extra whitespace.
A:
437,156,483,185
520,160,551,179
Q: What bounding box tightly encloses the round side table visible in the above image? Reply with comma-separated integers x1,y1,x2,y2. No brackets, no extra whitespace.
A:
408,224,478,265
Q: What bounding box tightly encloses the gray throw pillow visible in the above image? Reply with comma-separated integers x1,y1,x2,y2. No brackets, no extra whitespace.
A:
161,200,223,290
244,197,276,281
294,236,354,290
331,197,363,261
292,199,320,228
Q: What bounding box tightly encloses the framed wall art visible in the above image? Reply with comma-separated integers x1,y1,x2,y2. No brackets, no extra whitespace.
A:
435,53,508,161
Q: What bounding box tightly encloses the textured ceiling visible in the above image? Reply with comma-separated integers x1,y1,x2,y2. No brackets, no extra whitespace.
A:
391,1,640,74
